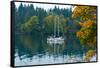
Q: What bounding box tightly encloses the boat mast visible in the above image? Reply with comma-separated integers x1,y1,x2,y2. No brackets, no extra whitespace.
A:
57,16,60,37
54,15,56,38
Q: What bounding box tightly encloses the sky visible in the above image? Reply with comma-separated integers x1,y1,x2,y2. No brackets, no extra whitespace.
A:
15,1,72,11
14,0,98,12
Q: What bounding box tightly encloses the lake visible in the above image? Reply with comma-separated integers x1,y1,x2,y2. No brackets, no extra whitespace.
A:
14,33,89,66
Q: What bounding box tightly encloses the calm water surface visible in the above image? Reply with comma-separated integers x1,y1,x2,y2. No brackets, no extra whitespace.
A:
15,33,87,66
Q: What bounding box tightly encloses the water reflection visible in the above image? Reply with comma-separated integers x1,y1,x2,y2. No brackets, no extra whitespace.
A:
15,33,85,66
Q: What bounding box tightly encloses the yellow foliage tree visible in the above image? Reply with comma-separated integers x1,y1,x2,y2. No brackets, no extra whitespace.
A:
72,6,97,61
76,20,96,49
72,6,97,21
84,50,96,61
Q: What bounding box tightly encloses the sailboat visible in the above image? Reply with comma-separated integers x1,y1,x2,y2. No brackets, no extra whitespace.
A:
47,15,64,44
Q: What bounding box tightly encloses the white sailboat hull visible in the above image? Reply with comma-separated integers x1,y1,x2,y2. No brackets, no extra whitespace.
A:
47,37,64,44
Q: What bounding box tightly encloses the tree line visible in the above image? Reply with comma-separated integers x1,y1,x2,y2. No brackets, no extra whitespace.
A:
14,3,72,35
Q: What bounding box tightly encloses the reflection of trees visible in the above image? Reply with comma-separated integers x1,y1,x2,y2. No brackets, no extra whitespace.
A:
46,43,65,56
15,32,86,61
65,18,86,56
15,33,45,60
16,33,68,61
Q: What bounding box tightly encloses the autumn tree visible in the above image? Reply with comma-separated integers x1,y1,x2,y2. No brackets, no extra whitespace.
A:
72,6,97,61
72,6,96,22
76,20,96,49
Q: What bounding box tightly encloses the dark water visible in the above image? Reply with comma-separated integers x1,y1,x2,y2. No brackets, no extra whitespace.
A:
15,33,86,66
